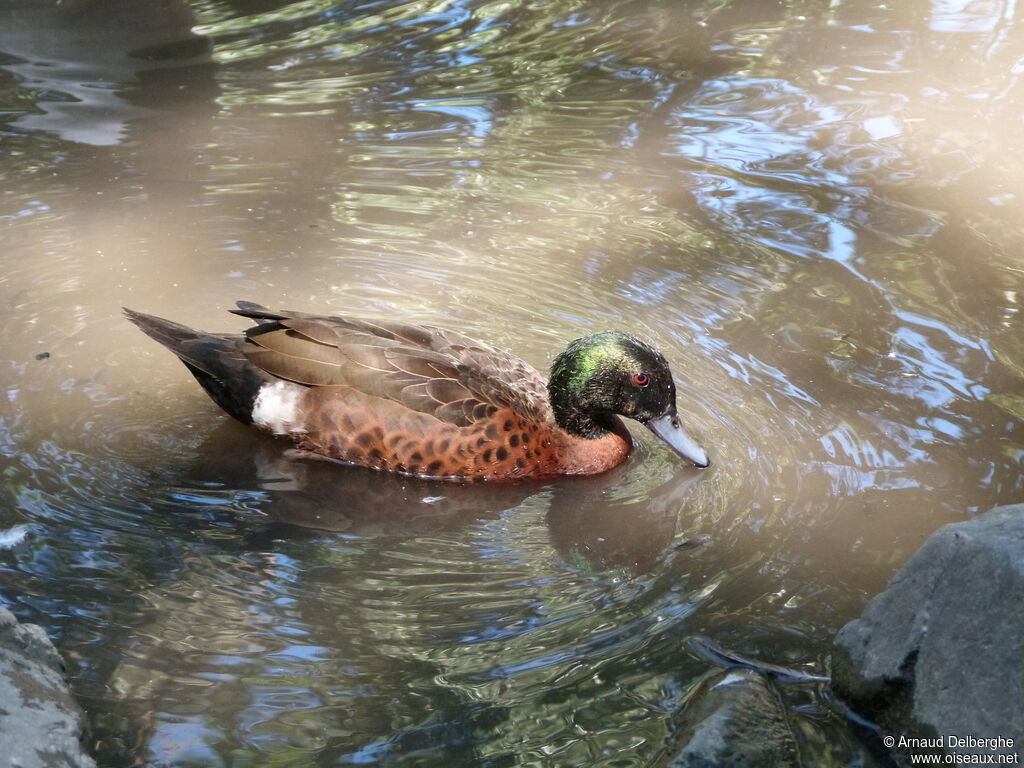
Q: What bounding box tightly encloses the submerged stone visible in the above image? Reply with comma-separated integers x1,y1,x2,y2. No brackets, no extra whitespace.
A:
660,668,799,767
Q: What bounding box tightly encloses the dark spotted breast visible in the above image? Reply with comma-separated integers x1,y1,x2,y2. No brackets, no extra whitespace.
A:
290,387,629,481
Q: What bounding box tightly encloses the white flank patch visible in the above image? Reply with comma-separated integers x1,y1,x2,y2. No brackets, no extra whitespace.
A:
252,381,305,435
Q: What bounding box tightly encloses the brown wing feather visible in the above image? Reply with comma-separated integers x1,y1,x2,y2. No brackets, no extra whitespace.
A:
235,306,553,427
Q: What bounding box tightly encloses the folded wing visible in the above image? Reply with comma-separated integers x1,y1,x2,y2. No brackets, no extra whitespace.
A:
230,303,552,428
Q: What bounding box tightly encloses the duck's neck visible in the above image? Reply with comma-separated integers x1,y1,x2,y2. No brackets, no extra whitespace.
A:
550,396,618,440
553,414,633,475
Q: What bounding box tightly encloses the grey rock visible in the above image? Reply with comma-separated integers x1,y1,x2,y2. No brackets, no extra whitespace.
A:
0,605,96,768
661,668,799,767
832,503,1024,758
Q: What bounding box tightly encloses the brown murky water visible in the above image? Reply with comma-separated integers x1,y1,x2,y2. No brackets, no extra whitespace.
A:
1,0,1022,764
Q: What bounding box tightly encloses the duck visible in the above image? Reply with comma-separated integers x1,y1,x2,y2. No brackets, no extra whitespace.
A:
124,302,710,482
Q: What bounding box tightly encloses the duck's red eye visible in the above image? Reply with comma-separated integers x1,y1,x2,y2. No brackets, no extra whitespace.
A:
632,372,650,387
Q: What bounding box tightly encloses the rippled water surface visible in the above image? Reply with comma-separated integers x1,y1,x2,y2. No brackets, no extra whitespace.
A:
2,0,1023,764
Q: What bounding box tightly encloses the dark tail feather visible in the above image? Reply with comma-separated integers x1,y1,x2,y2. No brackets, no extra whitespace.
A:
124,308,270,425
123,308,221,373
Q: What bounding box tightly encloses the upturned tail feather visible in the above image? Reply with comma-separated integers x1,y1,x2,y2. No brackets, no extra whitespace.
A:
123,306,273,425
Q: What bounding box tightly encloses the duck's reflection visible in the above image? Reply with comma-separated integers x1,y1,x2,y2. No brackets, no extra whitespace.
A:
114,424,710,766
188,423,532,536
547,460,705,573
190,422,706,569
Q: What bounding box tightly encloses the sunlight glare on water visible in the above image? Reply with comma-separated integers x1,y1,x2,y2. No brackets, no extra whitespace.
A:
0,0,1023,764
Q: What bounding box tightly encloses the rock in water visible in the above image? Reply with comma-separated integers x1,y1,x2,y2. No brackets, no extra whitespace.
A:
832,503,1024,759
0,605,96,768
660,668,799,767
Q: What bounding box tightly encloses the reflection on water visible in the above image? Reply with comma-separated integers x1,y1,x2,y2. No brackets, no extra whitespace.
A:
0,0,1022,764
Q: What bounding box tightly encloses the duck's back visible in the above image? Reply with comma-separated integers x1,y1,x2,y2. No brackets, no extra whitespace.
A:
233,304,552,425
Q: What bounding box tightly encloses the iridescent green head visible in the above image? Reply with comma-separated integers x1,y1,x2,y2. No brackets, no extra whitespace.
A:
548,332,709,467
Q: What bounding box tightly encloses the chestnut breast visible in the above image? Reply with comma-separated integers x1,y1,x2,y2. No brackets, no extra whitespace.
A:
290,387,631,481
